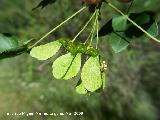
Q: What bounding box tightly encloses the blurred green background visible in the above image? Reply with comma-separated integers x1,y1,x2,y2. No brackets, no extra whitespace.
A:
0,0,160,120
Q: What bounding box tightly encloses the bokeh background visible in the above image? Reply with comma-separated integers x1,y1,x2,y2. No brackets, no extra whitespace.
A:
0,0,160,120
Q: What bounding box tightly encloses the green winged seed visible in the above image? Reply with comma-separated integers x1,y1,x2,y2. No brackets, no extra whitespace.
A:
81,57,103,92
76,80,88,94
30,40,61,60
52,53,81,80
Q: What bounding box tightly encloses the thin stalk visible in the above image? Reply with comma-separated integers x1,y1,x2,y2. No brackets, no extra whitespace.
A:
90,23,96,46
72,10,97,42
89,10,99,46
105,1,160,44
84,21,96,45
29,7,86,49
96,10,100,49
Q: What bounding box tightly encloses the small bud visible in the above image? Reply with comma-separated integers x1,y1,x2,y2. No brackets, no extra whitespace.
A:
100,61,107,71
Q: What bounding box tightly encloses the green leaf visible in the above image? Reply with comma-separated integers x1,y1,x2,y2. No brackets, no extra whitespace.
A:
133,13,150,25
76,80,88,94
0,34,18,53
0,45,28,59
112,16,127,31
30,40,61,60
52,53,81,80
125,11,155,38
110,32,129,53
0,38,39,60
81,57,102,92
147,22,158,37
